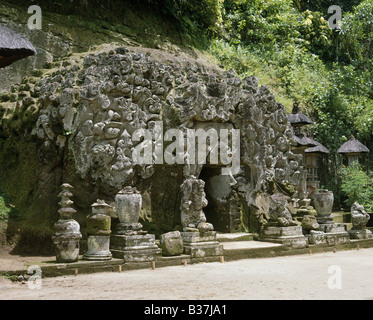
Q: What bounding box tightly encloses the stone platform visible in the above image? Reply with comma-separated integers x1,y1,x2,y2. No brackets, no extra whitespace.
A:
3,237,373,279
180,231,223,258
110,234,161,262
259,226,308,248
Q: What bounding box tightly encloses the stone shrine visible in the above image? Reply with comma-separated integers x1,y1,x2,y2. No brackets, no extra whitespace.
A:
52,183,82,263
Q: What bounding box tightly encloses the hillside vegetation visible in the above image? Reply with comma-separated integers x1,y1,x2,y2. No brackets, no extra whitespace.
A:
153,0,373,204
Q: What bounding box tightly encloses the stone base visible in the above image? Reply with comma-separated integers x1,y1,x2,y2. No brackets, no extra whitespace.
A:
180,231,223,258
306,231,350,245
259,226,308,249
349,229,373,240
318,222,346,233
324,232,350,246
307,231,327,245
53,237,81,263
83,235,112,261
110,233,161,262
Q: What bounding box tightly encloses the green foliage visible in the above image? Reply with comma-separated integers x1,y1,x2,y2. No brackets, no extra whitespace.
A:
221,0,302,46
293,0,362,13
339,162,373,211
339,0,373,66
0,195,11,220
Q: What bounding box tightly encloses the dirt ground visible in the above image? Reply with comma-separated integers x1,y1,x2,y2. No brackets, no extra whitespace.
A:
0,245,55,272
1,247,373,300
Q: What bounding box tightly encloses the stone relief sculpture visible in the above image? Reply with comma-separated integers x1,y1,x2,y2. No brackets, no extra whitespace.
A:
180,176,214,232
27,46,306,239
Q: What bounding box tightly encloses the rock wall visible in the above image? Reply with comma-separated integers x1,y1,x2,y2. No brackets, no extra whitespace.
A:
0,45,304,252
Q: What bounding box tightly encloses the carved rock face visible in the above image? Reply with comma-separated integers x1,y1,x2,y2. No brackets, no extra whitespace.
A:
27,46,303,233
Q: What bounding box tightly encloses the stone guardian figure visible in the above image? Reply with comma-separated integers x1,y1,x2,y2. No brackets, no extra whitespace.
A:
349,202,373,239
180,176,214,232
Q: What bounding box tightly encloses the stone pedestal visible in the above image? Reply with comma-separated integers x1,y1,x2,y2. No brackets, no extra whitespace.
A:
180,231,223,258
84,235,112,260
315,222,350,245
83,200,112,261
260,225,308,248
348,229,373,239
110,233,161,262
53,236,81,263
306,230,326,245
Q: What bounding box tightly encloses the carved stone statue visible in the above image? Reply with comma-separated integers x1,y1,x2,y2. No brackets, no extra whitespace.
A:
349,202,372,239
267,193,298,227
259,193,308,248
351,202,370,229
180,176,214,232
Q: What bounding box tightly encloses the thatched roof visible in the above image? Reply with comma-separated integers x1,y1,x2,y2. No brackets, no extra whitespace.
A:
292,134,318,148
0,25,36,68
287,103,313,126
305,140,329,154
337,135,369,154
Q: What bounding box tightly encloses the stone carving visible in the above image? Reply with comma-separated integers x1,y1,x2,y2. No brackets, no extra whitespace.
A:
349,202,373,239
52,183,82,263
83,199,112,260
8,45,307,240
160,231,184,256
351,202,370,229
311,189,349,245
115,186,144,235
313,189,334,220
267,193,298,227
180,176,214,232
259,193,308,248
302,215,319,232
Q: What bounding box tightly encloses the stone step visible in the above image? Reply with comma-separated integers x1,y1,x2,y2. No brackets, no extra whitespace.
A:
216,233,254,242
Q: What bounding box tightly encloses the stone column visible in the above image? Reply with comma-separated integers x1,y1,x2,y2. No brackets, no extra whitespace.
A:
110,187,161,262
83,200,112,260
52,183,82,263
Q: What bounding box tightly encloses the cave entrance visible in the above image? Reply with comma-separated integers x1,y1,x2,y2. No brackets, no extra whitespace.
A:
198,165,239,233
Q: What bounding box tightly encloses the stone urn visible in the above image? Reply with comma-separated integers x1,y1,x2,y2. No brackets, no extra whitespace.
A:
313,189,334,217
115,186,143,234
